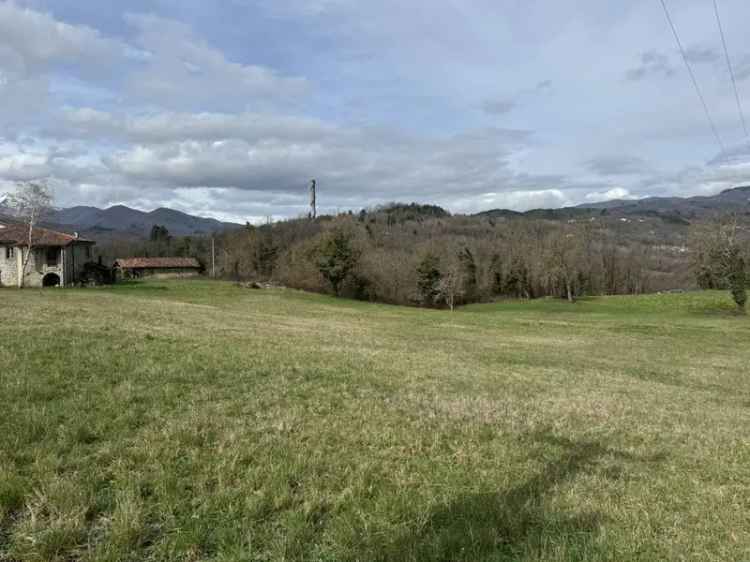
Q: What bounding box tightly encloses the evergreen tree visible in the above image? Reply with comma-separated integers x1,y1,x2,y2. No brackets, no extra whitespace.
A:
317,228,359,296
416,253,442,307
727,247,747,312
458,247,477,301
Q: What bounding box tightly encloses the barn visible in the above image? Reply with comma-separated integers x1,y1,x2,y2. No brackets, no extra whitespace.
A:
113,257,202,280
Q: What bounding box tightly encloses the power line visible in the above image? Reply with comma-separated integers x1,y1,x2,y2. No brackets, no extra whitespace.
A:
713,0,748,138
658,0,725,152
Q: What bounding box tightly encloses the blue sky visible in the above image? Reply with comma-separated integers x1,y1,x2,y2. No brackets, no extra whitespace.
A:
1,0,750,222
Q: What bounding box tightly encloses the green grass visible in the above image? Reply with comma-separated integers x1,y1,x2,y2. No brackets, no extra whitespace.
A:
1,280,749,561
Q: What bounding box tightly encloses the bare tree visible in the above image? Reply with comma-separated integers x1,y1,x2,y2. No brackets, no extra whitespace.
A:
436,262,464,311
691,215,748,313
545,225,585,302
6,180,53,288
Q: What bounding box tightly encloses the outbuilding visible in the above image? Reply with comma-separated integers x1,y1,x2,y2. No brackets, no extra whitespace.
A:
113,257,202,280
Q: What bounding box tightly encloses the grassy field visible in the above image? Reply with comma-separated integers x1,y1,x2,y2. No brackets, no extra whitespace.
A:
1,281,749,562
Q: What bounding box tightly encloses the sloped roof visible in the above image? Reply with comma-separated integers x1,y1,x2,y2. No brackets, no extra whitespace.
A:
114,257,201,269
0,224,94,246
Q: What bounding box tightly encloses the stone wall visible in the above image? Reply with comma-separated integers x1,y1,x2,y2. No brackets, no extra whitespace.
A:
0,245,19,287
0,244,93,287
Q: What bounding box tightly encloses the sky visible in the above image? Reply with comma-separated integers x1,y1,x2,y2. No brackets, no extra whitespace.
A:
1,0,750,222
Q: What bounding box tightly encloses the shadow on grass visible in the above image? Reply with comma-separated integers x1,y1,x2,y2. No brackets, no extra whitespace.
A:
386,433,666,562
688,304,747,318
110,281,169,291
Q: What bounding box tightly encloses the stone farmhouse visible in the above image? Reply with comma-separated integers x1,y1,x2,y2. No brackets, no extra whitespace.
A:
0,220,95,287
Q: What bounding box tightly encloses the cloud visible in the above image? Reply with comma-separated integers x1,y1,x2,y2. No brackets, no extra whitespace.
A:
122,13,310,111
57,108,340,145
3,1,750,221
0,149,51,181
0,2,129,129
98,124,534,197
584,187,635,202
451,189,571,214
481,99,516,115
683,46,720,65
735,54,750,82
585,155,649,176
707,141,750,167
481,80,551,116
625,46,720,83
625,50,675,81
0,2,123,74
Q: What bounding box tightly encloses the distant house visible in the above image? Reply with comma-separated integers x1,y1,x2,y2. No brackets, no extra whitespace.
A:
0,223,95,287
113,257,202,280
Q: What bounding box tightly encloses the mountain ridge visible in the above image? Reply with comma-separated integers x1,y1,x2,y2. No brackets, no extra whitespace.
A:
0,200,241,240
47,204,240,238
476,185,750,221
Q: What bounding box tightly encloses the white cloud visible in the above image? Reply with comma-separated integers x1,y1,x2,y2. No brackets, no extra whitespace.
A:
451,189,570,213
584,187,635,202
98,125,533,197
57,108,339,145
122,13,310,110
0,2,123,76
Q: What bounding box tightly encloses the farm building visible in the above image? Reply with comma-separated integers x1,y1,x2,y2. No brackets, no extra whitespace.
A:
0,223,95,287
114,257,202,280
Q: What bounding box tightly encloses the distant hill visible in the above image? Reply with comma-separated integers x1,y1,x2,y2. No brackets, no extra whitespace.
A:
0,201,241,241
374,202,450,222
477,186,750,223
47,205,240,238
576,186,750,216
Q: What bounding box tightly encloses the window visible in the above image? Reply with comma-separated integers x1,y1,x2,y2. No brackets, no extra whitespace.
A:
46,247,59,267
4,247,14,260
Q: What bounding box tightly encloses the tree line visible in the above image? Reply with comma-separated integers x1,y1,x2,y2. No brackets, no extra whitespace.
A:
6,181,744,310
66,204,750,313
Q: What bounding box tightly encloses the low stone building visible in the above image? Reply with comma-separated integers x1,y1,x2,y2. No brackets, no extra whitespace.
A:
0,223,95,287
113,257,202,280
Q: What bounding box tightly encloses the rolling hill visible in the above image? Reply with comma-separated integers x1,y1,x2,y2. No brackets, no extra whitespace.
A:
47,205,240,237
476,185,750,222
0,200,241,240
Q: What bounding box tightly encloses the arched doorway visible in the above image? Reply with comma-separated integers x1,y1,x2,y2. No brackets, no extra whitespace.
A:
42,273,61,287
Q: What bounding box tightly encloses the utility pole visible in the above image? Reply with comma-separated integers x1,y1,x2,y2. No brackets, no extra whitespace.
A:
211,237,216,278
309,179,317,220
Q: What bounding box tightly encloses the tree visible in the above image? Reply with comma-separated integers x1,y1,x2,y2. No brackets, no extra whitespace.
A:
436,262,464,311
6,180,53,288
504,255,532,299
317,227,359,296
457,246,477,301
691,217,748,313
490,254,504,295
727,246,747,312
149,225,171,243
545,226,585,302
253,229,278,279
416,253,442,307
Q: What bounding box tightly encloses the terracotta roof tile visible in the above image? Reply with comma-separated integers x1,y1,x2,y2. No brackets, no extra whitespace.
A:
0,224,93,246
